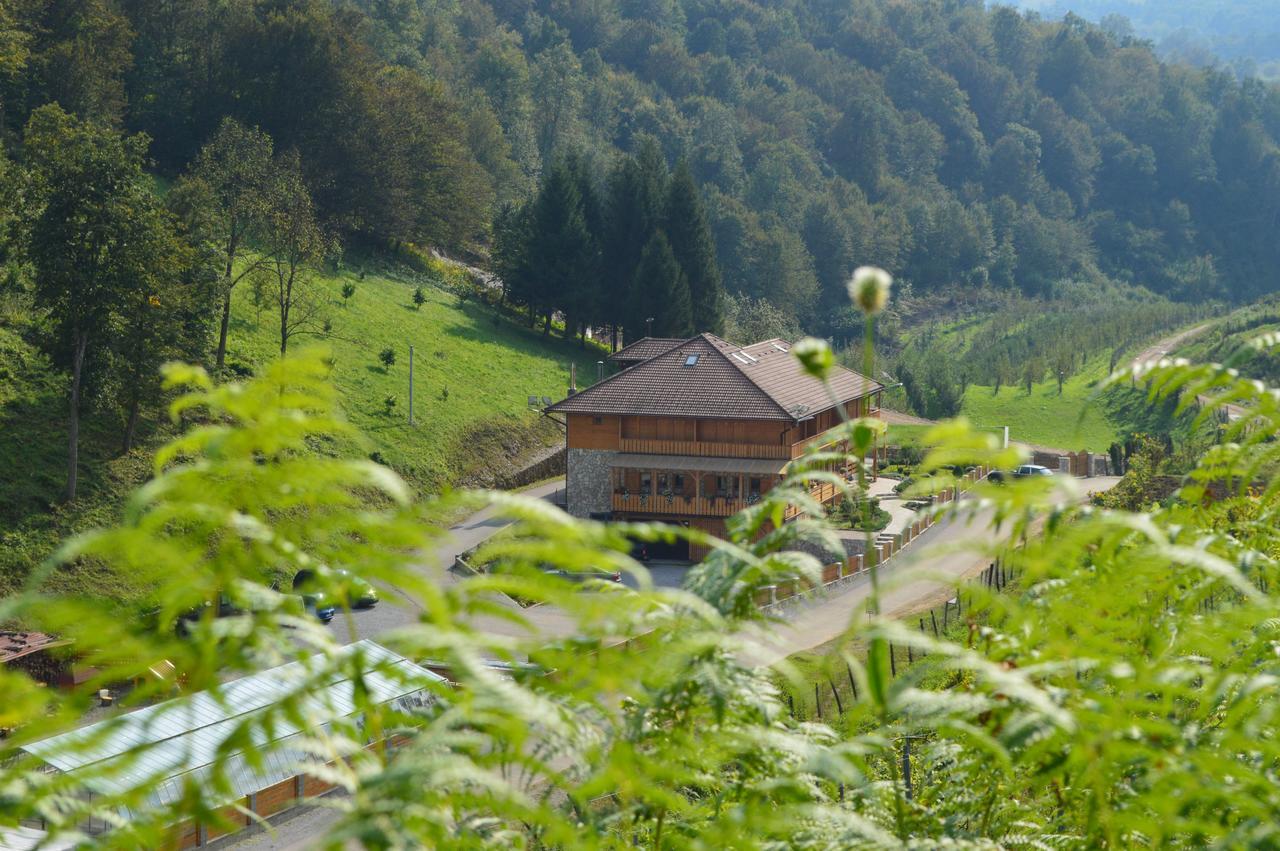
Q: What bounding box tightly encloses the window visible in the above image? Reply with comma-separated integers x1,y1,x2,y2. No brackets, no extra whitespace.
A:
684,354,700,367
592,416,603,425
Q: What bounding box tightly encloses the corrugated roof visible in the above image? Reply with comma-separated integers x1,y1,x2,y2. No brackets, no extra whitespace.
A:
22,641,444,813
609,453,788,475
549,333,881,421
608,337,685,363
0,826,78,851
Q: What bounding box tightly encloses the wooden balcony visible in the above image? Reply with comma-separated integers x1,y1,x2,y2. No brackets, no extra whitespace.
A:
789,411,881,459
612,492,751,517
790,427,848,459
613,479,842,520
619,437,789,459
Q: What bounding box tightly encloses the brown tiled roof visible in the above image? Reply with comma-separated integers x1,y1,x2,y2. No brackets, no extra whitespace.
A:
0,631,69,665
548,333,881,421
608,337,685,363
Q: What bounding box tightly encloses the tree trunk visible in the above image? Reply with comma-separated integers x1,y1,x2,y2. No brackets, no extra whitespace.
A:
543,309,552,336
216,290,232,368
121,391,141,454
64,332,88,503
280,267,293,356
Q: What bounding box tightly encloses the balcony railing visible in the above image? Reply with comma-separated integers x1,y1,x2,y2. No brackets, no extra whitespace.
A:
790,427,849,459
612,479,842,520
618,437,790,459
612,492,753,517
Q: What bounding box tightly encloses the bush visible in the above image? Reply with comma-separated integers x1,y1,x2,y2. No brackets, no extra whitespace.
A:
341,282,356,302
413,286,426,308
379,347,396,368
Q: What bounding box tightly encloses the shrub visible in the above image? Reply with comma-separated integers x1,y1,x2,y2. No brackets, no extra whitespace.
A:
379,347,396,367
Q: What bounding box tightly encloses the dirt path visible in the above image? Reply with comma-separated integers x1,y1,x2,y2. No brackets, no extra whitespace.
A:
1127,322,1213,371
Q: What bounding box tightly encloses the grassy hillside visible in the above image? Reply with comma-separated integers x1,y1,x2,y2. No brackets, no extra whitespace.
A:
225,260,602,491
959,356,1120,452
0,262,602,598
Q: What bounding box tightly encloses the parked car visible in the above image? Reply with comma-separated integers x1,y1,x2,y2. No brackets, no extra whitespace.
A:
332,568,379,608
1013,464,1054,478
177,589,335,634
543,567,623,583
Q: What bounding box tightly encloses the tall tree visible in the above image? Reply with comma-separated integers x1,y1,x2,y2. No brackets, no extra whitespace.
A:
562,149,603,345
634,232,693,338
523,157,595,337
177,117,275,369
259,149,330,357
663,160,724,334
27,0,134,126
802,197,855,329
109,214,214,452
604,137,668,345
22,105,169,501
0,0,31,137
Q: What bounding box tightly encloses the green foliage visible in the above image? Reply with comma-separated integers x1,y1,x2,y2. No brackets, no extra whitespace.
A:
411,285,424,308
634,231,693,338
378,347,395,368
664,160,724,334
21,104,203,500
8,344,1280,846
830,497,891,532
172,117,276,369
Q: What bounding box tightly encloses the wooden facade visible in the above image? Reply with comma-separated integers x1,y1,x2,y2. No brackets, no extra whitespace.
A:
573,403,871,560
567,407,870,461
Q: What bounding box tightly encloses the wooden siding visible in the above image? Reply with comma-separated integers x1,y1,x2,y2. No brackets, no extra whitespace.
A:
566,414,621,450
255,778,296,817
568,408,880,459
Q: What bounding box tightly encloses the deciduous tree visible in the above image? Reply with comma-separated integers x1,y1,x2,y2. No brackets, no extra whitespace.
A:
176,117,275,369
22,105,172,500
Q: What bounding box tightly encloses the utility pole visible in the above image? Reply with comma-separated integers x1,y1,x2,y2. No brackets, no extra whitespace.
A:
408,345,415,426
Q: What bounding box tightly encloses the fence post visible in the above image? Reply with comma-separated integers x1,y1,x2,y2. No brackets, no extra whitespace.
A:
930,608,939,636
829,678,844,714
889,644,897,678
814,683,822,719
846,663,858,701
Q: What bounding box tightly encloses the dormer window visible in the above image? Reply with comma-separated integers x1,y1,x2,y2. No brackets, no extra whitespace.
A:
684,354,700,367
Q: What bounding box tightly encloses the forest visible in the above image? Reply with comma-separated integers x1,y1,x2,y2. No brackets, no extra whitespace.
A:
1009,0,1280,80
5,0,1280,338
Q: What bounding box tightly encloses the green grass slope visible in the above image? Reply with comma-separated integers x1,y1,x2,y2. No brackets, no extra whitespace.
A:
225,262,601,491
0,262,602,597
959,356,1120,451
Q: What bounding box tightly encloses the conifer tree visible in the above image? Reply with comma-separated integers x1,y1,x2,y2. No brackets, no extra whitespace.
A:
563,150,603,345
604,137,668,345
664,160,724,335
635,232,693,338
525,158,595,336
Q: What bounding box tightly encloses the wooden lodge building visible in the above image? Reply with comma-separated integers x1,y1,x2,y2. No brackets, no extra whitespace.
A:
546,333,883,561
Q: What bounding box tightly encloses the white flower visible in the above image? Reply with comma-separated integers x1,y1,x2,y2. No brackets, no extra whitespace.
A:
847,266,892,315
